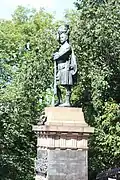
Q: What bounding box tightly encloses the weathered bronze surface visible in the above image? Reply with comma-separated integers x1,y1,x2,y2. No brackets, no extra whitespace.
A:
53,24,77,107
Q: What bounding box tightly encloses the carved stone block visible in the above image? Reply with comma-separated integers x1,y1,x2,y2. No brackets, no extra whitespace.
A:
35,148,48,178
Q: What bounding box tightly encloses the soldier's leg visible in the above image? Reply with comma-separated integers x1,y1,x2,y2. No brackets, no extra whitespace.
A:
59,85,71,107
55,86,62,106
65,85,71,106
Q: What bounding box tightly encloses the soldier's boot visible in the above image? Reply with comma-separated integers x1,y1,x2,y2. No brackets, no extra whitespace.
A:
55,86,62,106
64,92,71,107
59,88,71,107
55,100,62,107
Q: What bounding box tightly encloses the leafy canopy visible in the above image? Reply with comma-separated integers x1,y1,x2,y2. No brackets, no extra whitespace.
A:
67,0,120,179
0,6,58,180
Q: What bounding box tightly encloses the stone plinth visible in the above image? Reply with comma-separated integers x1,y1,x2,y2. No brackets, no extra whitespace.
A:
33,107,94,180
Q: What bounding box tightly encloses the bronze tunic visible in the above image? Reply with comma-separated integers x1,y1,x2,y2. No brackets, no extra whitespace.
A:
56,41,73,85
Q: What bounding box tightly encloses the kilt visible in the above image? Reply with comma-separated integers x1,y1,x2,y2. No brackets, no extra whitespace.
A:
56,62,73,85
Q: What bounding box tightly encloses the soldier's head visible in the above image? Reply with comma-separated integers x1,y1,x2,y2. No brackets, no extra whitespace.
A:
57,24,70,44
59,33,68,44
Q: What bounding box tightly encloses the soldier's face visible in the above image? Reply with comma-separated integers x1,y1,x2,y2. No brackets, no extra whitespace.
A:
60,33,67,44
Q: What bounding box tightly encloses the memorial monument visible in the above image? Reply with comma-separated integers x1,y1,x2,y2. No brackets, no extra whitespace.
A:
33,25,94,180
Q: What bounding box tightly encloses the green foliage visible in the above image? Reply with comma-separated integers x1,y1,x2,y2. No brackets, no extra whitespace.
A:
0,6,58,180
67,0,120,179
89,101,120,178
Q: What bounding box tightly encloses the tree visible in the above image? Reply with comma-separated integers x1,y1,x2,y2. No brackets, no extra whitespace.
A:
75,0,109,9
67,0,120,179
0,6,58,180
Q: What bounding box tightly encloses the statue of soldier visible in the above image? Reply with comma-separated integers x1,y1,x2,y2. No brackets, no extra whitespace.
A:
53,24,77,107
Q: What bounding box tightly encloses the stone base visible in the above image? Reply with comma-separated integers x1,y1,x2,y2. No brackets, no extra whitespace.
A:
48,149,88,180
33,107,94,180
45,107,88,126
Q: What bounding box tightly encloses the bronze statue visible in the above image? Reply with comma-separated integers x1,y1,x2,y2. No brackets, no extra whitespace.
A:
53,24,77,107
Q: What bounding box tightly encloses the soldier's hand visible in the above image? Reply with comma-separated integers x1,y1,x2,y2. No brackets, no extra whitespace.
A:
53,52,59,60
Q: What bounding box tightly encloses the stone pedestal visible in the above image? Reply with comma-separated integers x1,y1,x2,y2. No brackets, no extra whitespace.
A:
33,107,94,180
